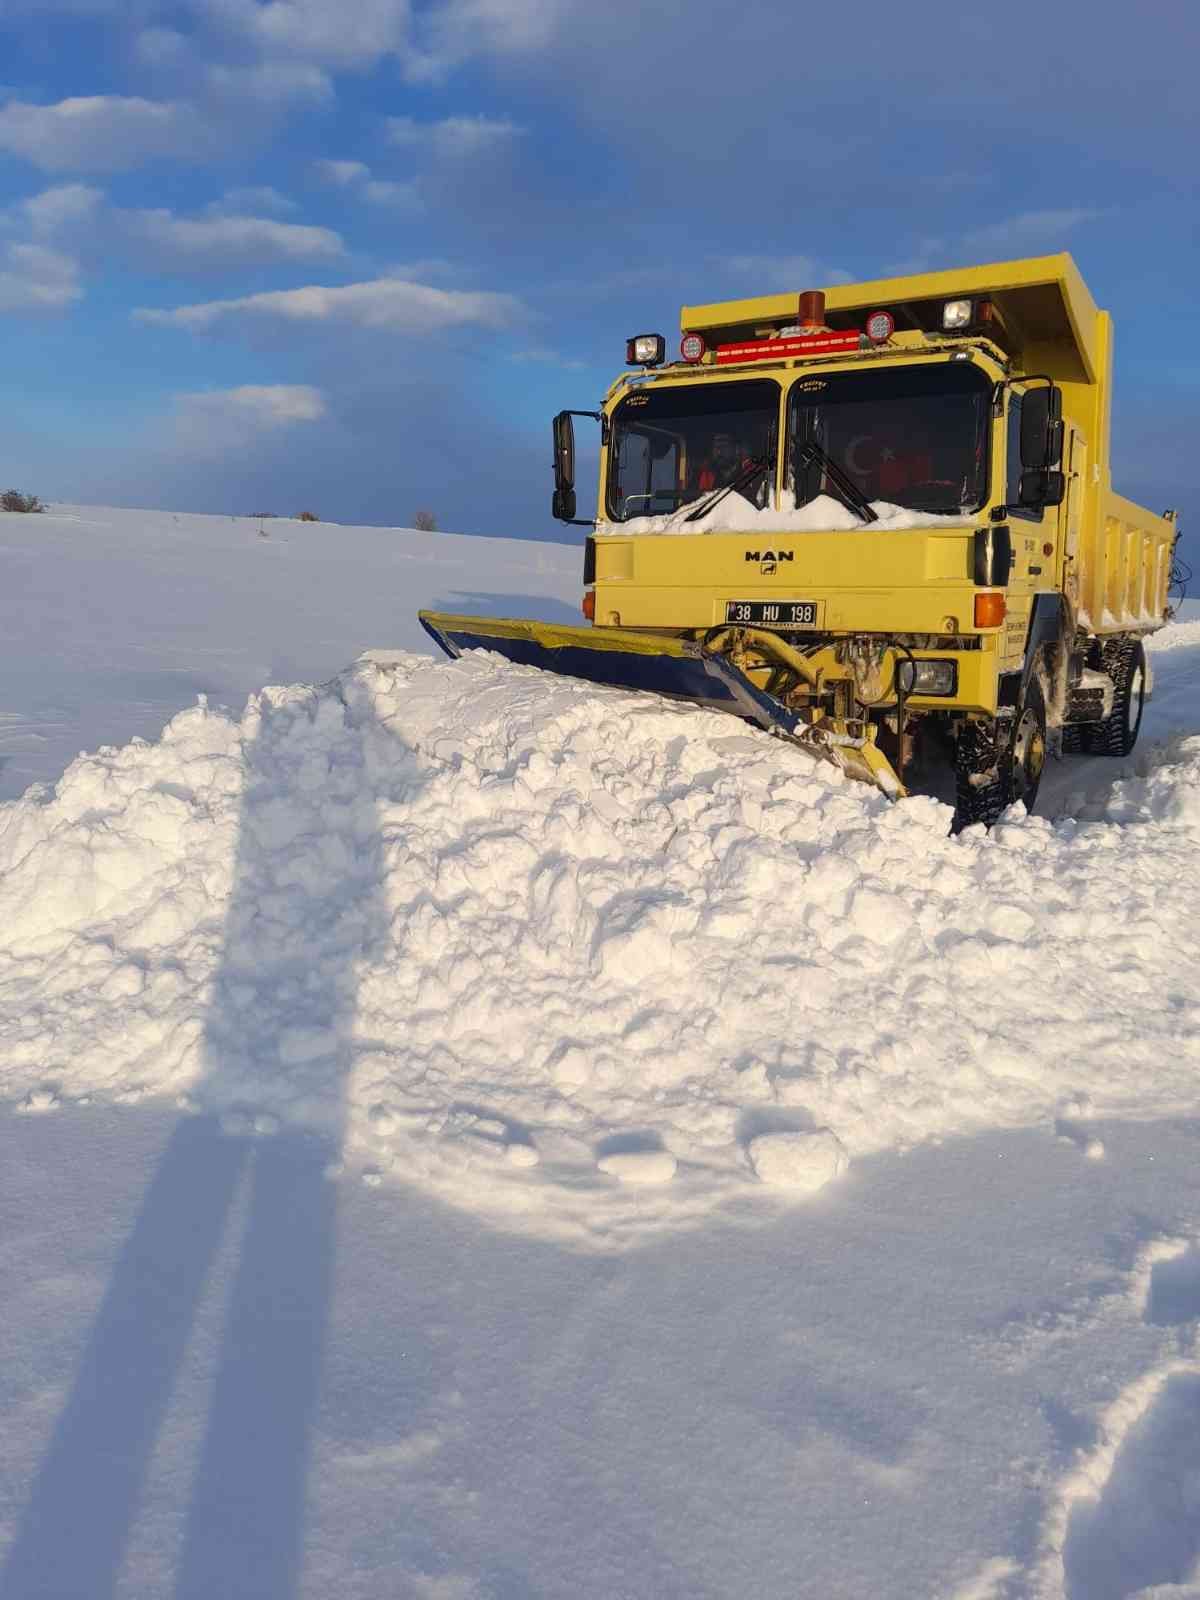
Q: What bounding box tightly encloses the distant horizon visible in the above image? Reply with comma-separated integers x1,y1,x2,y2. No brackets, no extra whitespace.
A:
12,497,588,546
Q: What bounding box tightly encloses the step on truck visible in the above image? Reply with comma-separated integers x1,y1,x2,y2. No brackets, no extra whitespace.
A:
419,254,1181,829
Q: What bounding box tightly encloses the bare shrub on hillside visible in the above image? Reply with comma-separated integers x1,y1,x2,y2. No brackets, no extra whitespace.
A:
1,490,44,513
412,509,438,532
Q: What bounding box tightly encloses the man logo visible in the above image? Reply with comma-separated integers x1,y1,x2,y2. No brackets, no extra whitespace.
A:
744,549,795,575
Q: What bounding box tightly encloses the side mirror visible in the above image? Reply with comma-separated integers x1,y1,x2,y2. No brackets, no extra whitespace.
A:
1020,384,1063,471
550,407,602,525
552,411,577,523
552,486,577,521
1018,468,1066,509
553,411,575,492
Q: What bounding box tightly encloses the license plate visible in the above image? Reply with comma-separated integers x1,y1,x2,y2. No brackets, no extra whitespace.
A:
724,600,821,628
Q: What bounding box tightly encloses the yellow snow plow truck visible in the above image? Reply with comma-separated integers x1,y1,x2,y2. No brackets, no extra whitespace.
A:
420,255,1180,828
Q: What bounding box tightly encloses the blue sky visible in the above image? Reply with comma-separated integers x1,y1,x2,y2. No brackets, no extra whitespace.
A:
0,0,1196,551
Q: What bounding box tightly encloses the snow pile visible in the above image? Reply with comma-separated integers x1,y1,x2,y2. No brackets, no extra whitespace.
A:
1149,616,1200,652
1074,733,1200,827
746,1129,849,1192
597,489,971,537
2,638,1200,1243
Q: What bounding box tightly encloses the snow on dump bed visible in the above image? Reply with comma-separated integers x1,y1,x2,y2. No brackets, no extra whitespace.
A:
1,641,1199,1244
597,489,972,536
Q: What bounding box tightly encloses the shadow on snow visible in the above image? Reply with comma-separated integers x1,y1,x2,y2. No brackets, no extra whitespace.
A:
1,682,401,1599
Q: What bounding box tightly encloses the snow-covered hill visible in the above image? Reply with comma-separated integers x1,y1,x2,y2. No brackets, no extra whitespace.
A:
1,505,1199,1600
0,504,582,802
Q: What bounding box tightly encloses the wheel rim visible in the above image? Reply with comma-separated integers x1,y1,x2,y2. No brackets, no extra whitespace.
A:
1011,707,1045,805
1126,662,1145,737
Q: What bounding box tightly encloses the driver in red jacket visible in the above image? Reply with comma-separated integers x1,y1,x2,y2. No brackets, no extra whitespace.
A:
696,431,741,493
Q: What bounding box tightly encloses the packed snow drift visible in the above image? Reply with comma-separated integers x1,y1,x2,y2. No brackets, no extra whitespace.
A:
3,619,1198,1244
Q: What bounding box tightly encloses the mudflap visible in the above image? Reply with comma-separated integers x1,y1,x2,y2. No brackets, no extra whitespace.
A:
415,612,905,801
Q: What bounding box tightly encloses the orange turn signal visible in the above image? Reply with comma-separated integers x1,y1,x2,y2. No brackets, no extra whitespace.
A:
582,590,596,622
974,592,1006,628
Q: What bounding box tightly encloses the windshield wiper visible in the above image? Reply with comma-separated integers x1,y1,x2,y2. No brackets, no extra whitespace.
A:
794,439,879,525
684,451,770,524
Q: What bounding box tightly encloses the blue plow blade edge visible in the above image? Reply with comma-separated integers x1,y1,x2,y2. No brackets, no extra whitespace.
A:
417,611,810,738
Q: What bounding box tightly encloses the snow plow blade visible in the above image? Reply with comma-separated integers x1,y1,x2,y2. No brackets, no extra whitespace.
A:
416,611,905,799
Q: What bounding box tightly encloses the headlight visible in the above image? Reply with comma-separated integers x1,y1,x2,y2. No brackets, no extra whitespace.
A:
626,334,665,366
942,298,973,330
898,659,957,696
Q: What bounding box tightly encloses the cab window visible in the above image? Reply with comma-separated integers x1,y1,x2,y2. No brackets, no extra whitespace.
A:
607,380,779,521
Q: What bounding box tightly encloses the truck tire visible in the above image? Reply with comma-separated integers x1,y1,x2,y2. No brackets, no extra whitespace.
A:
954,718,1005,830
954,676,1047,831
1005,674,1047,814
1082,638,1146,757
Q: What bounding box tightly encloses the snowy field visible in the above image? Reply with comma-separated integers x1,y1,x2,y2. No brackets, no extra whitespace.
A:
1,505,1199,1600
0,505,582,805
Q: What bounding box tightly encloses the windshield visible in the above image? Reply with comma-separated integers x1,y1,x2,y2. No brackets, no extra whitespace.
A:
787,363,991,516
606,379,778,522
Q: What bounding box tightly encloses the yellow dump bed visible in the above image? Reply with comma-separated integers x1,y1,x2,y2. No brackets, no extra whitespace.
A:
1075,492,1175,633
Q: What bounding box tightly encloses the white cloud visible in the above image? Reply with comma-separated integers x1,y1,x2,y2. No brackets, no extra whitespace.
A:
314,159,370,187
408,0,569,77
511,347,586,371
0,68,329,178
197,0,411,69
127,0,568,79
386,114,522,158
178,384,327,426
380,257,462,282
719,253,851,292
208,186,298,217
313,158,420,209
961,209,1104,259
0,242,82,313
888,211,1104,277
134,26,190,66
172,384,328,456
22,183,104,237
124,210,344,268
135,276,522,334
203,60,333,105
16,184,343,272
361,178,419,208
0,96,205,173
